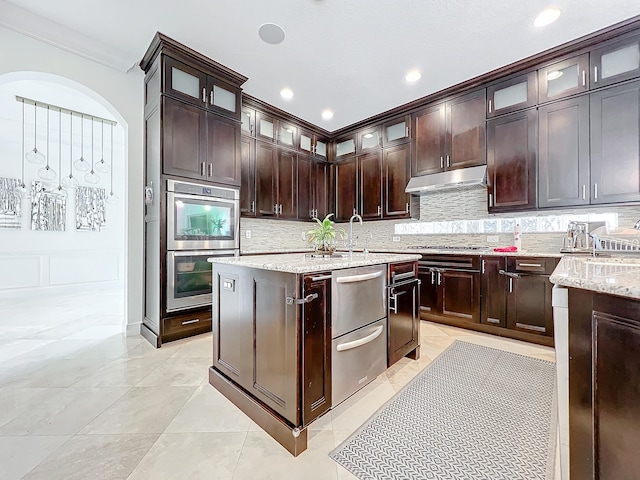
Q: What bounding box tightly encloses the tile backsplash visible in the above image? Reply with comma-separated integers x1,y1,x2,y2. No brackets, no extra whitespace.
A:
240,188,640,255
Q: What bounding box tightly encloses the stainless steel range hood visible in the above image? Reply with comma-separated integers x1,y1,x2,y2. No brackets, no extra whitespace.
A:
405,165,487,194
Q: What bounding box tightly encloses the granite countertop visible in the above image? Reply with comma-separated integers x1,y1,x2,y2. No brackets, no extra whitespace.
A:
550,255,640,300
240,248,562,257
209,252,421,274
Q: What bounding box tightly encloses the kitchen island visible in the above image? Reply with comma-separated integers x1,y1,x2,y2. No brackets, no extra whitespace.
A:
208,252,420,455
550,255,640,479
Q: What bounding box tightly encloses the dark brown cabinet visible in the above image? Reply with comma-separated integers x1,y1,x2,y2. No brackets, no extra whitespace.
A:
568,289,640,480
412,89,486,176
487,72,537,117
357,127,382,153
538,54,589,103
590,33,640,89
487,108,538,212
538,96,590,208
334,157,358,222
240,136,255,215
590,80,640,204
388,262,420,367
382,116,411,147
333,135,357,162
299,128,328,160
277,150,297,219
359,151,383,220
207,113,241,186
298,155,328,220
480,256,506,328
255,141,297,218
383,143,411,218
505,271,554,337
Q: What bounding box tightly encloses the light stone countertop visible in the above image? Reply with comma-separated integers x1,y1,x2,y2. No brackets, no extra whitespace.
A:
240,248,562,257
550,255,640,300
209,252,421,274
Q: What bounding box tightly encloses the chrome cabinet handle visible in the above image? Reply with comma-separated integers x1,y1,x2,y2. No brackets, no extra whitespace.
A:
182,318,200,326
336,270,384,284
377,205,381,216
582,184,586,200
488,99,492,113
310,274,332,281
200,162,206,176
208,163,213,177
405,126,409,137
582,70,586,86
405,202,409,213
210,90,214,106
273,204,278,214
250,201,255,213
488,193,493,207
202,88,206,103
509,277,513,292
336,325,384,352
279,204,283,215
482,260,485,274
286,293,319,305
518,263,542,268
516,322,546,333
437,272,441,286
446,155,450,167
440,156,444,169
594,66,598,83
594,183,598,199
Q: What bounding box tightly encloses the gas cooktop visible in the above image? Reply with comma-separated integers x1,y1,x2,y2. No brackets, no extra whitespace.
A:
407,245,490,251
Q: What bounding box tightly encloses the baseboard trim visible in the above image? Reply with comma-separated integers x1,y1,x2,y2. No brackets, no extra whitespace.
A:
140,323,161,348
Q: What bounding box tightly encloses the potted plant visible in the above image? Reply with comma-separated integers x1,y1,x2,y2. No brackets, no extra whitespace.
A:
306,213,345,255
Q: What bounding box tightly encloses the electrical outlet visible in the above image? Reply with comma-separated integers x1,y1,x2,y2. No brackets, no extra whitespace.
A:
486,235,499,243
245,230,251,239
392,236,401,242
301,232,306,241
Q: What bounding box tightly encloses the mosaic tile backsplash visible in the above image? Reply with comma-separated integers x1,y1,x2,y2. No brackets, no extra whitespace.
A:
240,189,640,255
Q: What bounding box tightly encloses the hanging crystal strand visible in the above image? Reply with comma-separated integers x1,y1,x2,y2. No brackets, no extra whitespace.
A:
55,109,67,198
16,98,29,198
106,122,118,205
26,102,45,164
38,106,57,181
74,114,90,172
62,112,79,188
84,118,100,184
95,119,109,173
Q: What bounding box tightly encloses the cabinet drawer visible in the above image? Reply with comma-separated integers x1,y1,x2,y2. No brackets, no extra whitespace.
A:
389,261,417,282
508,257,557,274
163,311,212,339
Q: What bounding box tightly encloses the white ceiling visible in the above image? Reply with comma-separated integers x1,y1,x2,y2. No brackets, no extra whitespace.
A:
2,0,640,131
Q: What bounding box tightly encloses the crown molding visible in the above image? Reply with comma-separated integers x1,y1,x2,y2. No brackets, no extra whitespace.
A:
0,0,136,73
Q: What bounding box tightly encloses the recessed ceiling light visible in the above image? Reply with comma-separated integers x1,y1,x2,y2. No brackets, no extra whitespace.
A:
280,87,293,100
405,70,422,83
547,70,563,80
258,23,285,44
363,133,374,139
534,8,561,27
321,110,333,121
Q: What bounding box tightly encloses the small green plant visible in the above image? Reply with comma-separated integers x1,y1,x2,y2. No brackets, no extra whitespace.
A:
306,213,345,253
210,217,226,234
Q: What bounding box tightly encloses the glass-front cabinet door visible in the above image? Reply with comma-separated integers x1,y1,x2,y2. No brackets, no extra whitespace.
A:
487,72,537,118
334,136,356,161
256,111,276,142
538,54,589,103
382,116,410,147
241,107,255,136
164,57,207,106
207,80,240,120
315,139,327,159
277,122,297,148
591,33,640,89
357,127,381,152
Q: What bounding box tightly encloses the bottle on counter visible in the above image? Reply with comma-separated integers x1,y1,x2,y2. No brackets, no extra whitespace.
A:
514,223,522,251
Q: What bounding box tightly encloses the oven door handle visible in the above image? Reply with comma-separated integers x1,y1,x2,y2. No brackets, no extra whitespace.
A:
336,325,384,352
171,192,238,206
173,249,238,257
335,270,383,283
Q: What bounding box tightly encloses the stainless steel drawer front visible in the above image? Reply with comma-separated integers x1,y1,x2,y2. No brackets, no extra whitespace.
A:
332,318,387,406
332,265,387,338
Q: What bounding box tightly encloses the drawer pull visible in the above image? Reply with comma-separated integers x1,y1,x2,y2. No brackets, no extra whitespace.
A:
518,263,542,268
336,325,384,352
336,270,383,283
286,293,318,305
515,322,546,333
486,318,500,324
182,319,200,326
311,274,332,281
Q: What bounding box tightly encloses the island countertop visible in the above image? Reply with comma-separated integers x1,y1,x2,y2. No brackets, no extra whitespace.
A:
208,252,421,274
550,255,640,300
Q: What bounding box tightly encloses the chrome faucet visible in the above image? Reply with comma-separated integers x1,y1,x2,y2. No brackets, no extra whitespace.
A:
348,213,363,255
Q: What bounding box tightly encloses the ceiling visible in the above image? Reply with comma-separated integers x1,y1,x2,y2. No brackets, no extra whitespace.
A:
2,0,640,131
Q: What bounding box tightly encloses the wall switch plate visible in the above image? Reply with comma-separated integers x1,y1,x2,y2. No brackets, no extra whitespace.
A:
392,236,401,242
245,230,251,239
486,235,499,243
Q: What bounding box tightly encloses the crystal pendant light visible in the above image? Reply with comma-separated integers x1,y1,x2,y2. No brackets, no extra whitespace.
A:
38,106,57,181
106,122,118,205
94,120,109,173
54,109,67,199
73,115,90,173
84,118,100,184
15,98,29,198
25,102,45,165
61,112,79,189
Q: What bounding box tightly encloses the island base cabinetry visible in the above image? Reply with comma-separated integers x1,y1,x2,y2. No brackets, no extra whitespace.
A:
568,288,640,480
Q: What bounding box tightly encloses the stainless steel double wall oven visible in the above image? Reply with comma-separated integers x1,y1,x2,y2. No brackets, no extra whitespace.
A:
166,179,239,312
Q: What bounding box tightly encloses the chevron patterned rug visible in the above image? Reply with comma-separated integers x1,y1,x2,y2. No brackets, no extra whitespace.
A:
330,340,557,480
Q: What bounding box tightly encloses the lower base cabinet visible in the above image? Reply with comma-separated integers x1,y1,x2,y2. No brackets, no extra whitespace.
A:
568,288,640,480
388,262,420,367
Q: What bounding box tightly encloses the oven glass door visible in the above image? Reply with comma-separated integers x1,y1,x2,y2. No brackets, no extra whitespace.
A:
167,192,239,250
167,250,237,312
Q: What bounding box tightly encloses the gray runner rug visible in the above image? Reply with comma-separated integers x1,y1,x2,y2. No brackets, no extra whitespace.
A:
330,340,557,480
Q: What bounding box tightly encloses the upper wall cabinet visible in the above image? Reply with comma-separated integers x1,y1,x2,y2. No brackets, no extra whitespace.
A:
357,127,382,153
255,110,277,143
591,33,640,89
487,72,537,118
382,116,411,147
299,129,328,160
333,135,357,162
164,56,241,121
538,54,590,103
412,89,486,176
241,106,255,136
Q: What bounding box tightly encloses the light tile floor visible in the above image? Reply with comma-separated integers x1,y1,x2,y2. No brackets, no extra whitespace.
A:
0,288,560,479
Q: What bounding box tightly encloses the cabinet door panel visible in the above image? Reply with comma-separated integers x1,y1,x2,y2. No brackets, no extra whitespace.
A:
447,90,486,169
256,111,276,142
487,72,537,117
277,149,297,218
388,279,420,366
412,104,446,175
240,136,255,216
590,81,640,204
163,57,207,105
487,109,537,212
383,143,411,218
506,275,553,336
162,97,206,180
358,128,382,152
538,96,590,208
591,34,640,88
335,158,357,222
255,141,277,216
441,271,480,323
297,155,312,220
539,54,589,103
334,137,356,161
418,268,439,315
313,162,329,220
382,116,410,147
359,152,383,220
480,257,506,327
207,113,241,186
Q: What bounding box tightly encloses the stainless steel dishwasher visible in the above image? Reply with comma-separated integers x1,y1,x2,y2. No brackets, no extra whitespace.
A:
331,264,387,406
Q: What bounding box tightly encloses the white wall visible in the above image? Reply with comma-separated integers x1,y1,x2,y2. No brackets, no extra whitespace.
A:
0,26,144,333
